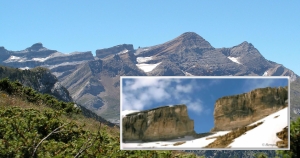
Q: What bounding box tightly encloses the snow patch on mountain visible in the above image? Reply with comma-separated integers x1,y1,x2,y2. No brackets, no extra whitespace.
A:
135,56,161,72
263,71,269,76
228,56,241,64
4,56,26,63
181,70,194,76
118,49,128,55
32,57,50,62
136,56,153,63
136,62,161,72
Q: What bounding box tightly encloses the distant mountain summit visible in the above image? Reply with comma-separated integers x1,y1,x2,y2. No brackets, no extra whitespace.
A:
135,32,213,58
134,32,297,78
27,43,45,51
174,32,214,49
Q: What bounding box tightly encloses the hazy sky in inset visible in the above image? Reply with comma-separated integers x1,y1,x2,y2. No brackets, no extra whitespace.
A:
0,1,299,75
122,77,288,133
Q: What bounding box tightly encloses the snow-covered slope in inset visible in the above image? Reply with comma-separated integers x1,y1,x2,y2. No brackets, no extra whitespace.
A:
122,131,230,149
136,62,161,72
228,56,241,64
177,131,230,148
227,107,288,148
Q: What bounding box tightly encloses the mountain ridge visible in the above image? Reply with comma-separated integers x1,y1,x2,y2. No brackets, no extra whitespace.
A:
0,32,298,123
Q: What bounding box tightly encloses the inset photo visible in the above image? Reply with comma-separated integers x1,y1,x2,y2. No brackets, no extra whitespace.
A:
120,76,290,150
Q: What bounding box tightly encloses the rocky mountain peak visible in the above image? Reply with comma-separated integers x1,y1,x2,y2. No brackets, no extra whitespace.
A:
0,46,5,51
27,43,46,51
138,32,214,57
234,41,254,51
172,32,213,49
0,47,10,62
178,32,203,39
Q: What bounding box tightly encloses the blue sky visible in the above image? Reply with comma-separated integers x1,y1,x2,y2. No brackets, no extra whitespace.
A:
121,77,288,133
0,1,299,75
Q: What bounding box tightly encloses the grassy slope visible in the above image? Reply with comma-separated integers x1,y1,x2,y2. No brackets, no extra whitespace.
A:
0,79,199,158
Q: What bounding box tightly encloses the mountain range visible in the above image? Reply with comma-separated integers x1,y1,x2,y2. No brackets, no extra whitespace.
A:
0,32,298,124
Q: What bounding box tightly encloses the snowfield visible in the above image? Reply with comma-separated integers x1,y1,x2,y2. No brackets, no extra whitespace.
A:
263,71,269,76
136,56,153,63
135,56,161,72
136,63,161,72
181,70,194,76
121,107,288,150
32,57,50,62
228,107,288,148
228,56,241,64
4,56,26,63
118,49,128,55
122,131,230,149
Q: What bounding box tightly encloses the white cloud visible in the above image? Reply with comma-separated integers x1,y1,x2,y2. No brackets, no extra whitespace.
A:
176,84,193,93
128,78,167,90
181,98,203,113
122,78,206,115
148,86,170,101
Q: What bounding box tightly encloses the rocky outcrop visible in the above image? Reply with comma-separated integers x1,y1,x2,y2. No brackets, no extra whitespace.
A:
212,86,288,131
96,44,134,58
0,66,73,102
205,121,264,148
122,105,195,142
0,47,11,62
276,126,288,148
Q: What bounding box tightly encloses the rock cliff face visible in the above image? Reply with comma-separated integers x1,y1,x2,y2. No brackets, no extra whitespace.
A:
122,105,195,142
212,86,288,131
96,44,134,58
